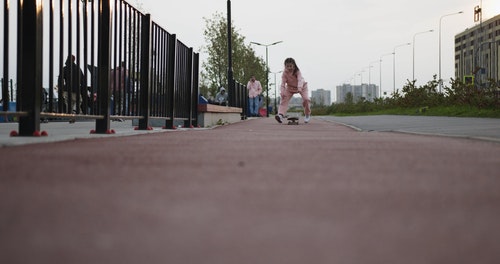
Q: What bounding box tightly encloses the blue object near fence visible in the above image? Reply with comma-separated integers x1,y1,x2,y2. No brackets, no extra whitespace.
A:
0,102,17,122
199,95,208,104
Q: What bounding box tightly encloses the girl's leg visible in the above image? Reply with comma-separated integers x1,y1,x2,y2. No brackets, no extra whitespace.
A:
278,90,293,116
299,84,311,116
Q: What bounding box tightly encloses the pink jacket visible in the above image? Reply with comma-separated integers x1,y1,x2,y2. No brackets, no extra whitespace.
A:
247,80,262,98
281,70,305,93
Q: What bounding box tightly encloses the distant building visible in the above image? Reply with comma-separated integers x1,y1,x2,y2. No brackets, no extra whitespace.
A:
336,84,378,103
311,89,331,106
289,95,303,108
455,13,500,86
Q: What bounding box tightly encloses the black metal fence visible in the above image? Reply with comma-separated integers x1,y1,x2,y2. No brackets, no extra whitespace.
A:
229,80,248,119
1,0,200,135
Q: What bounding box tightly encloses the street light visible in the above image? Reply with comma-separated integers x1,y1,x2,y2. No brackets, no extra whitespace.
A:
250,40,283,117
271,70,283,114
358,70,364,86
476,40,498,86
393,43,411,93
413,29,434,81
439,11,463,92
379,53,393,97
368,60,378,97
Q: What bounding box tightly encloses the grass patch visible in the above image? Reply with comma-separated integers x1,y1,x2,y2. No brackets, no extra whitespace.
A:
421,105,500,118
313,105,500,118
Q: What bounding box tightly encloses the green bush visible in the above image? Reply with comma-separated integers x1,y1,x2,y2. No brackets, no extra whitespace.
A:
321,78,500,117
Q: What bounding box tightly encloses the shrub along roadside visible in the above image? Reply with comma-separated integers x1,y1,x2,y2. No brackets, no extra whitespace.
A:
313,77,500,118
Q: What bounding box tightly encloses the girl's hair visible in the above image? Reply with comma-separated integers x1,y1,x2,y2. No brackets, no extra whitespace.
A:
284,57,300,75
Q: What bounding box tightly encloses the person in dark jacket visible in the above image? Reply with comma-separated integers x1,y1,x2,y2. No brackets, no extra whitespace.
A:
60,55,86,115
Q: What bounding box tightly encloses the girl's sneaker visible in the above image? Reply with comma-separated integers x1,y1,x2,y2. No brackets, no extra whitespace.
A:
275,114,284,123
304,115,311,123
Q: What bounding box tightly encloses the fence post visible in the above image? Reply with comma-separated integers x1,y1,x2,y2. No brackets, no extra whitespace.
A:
95,0,112,133
17,0,43,136
184,48,194,128
191,52,199,127
239,82,248,119
228,79,235,107
138,14,152,130
165,34,177,129
2,0,10,112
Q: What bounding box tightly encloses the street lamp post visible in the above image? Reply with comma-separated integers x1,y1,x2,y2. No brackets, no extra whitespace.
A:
250,41,283,117
358,71,364,86
476,41,498,86
227,0,234,103
393,43,411,93
368,60,378,97
380,53,393,97
413,29,434,82
358,71,364,101
439,11,463,93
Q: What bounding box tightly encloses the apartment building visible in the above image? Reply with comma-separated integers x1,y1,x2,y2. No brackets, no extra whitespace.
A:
311,89,331,106
336,84,378,103
455,13,500,85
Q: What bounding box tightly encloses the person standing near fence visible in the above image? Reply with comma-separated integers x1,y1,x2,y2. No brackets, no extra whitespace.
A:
247,75,262,117
60,55,85,118
110,61,130,115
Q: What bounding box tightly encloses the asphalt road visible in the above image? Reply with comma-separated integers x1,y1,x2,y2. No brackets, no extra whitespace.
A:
319,115,500,142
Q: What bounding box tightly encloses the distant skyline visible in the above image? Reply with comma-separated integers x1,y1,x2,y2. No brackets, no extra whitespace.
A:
137,0,499,100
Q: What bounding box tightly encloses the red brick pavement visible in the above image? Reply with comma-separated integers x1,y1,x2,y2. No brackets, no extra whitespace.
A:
1,117,499,264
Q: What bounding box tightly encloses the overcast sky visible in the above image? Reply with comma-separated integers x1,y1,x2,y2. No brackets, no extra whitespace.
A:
137,0,500,100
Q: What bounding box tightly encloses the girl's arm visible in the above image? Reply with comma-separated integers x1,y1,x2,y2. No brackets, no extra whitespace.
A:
296,70,305,89
280,73,287,94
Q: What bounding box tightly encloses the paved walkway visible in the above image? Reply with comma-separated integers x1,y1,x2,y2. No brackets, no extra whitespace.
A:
1,116,499,264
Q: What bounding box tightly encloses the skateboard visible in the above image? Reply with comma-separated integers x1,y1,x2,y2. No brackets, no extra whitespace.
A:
287,116,299,125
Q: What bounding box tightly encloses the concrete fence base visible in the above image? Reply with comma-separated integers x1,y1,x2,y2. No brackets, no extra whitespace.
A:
197,104,242,127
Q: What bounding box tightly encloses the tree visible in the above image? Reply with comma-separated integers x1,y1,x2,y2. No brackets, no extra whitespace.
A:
200,12,266,98
345,92,354,105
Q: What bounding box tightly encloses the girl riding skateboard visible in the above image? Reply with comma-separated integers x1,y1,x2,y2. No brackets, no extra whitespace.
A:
275,57,311,123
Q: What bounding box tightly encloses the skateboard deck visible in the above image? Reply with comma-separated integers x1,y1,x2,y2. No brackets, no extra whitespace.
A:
287,116,299,125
